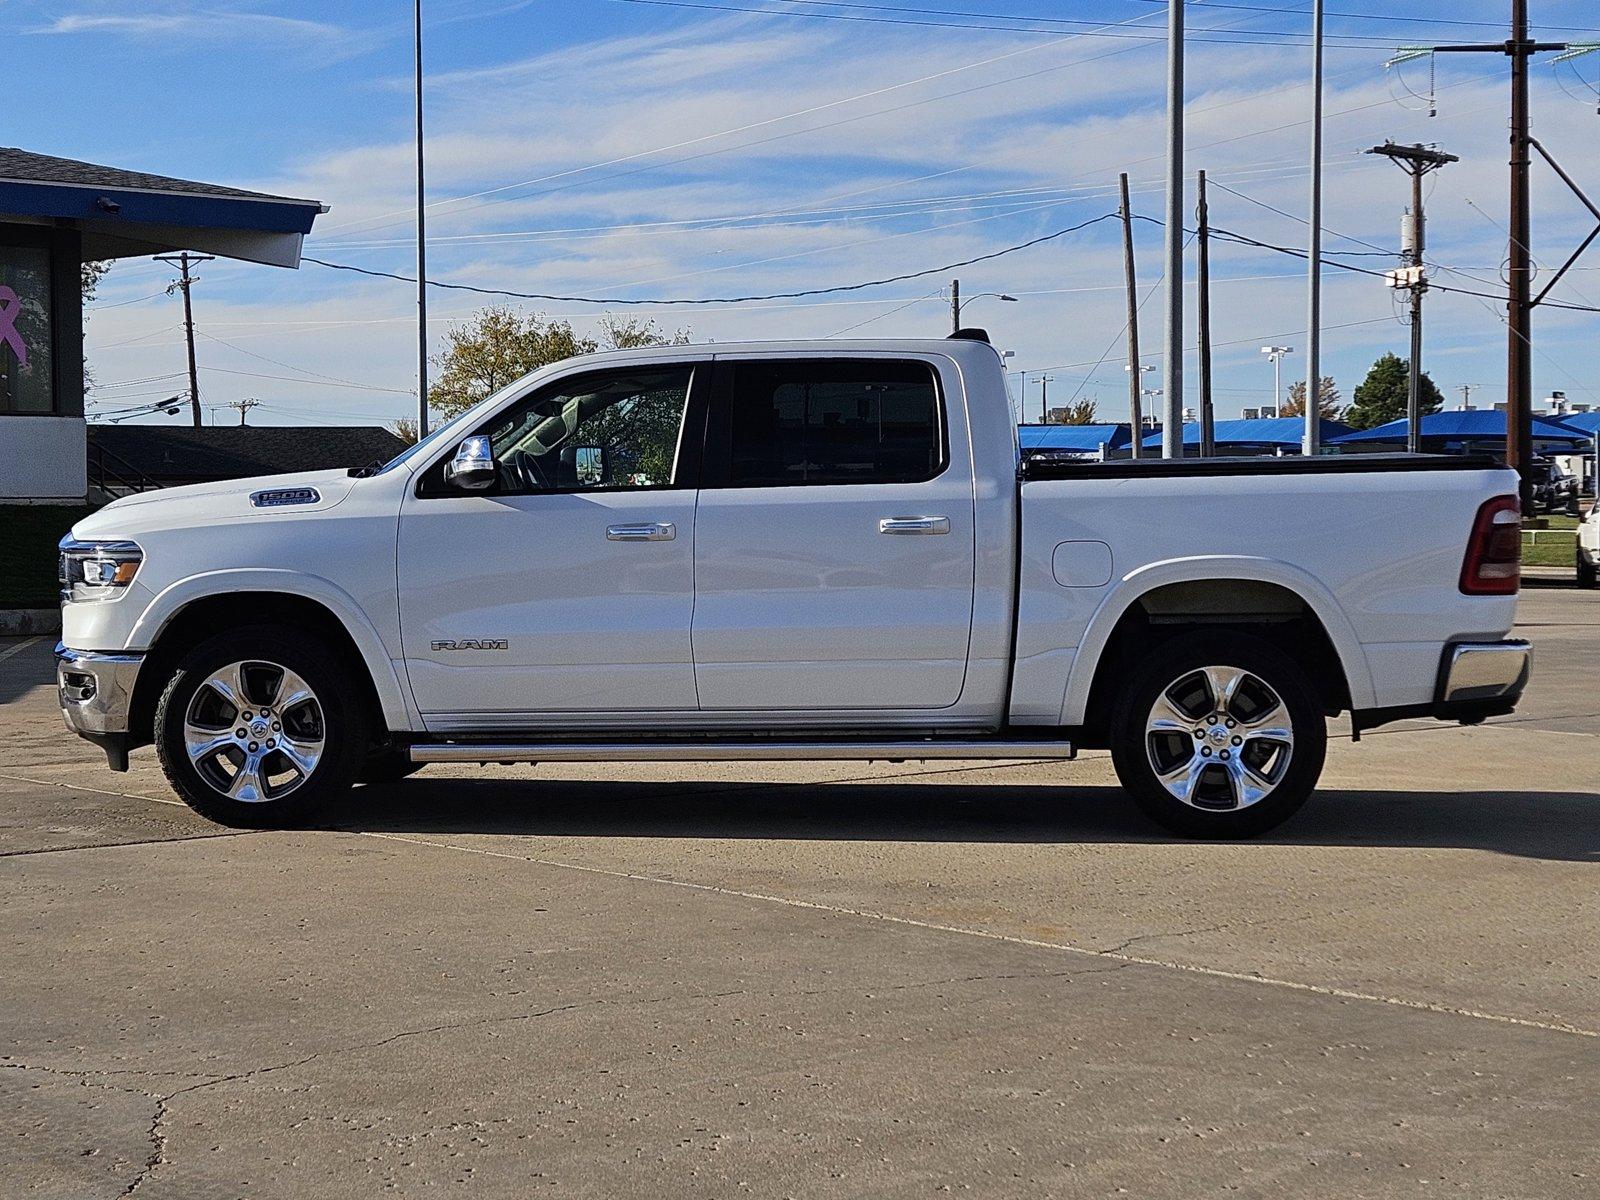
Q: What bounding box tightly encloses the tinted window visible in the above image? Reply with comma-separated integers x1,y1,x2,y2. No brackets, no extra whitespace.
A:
725,360,943,487
477,366,693,493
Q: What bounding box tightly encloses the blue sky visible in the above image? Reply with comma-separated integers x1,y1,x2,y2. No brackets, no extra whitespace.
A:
11,0,1600,427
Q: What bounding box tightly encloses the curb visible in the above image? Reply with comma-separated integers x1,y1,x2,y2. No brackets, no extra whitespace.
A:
0,609,61,637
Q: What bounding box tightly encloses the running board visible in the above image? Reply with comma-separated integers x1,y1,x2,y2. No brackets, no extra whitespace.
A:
407,739,1075,764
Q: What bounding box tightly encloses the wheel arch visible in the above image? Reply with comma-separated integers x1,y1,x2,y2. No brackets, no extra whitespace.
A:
1062,558,1374,735
127,572,412,746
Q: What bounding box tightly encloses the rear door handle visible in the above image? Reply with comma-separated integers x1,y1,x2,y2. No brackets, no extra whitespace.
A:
606,522,676,542
878,516,950,535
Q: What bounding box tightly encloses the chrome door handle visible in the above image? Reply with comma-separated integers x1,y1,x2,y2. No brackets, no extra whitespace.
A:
878,516,950,535
606,522,676,542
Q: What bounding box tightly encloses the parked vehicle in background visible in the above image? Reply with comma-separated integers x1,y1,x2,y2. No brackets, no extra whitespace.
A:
1530,456,1579,515
1578,502,1599,589
56,336,1532,838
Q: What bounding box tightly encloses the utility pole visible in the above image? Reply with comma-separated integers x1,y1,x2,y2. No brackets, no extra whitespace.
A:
1303,0,1325,456
950,278,960,335
414,0,430,439
225,398,262,427
1196,169,1215,457
154,251,214,428
1161,0,1185,458
1036,374,1054,423
1118,172,1144,459
1459,384,1474,410
1367,142,1457,453
1407,2,1574,509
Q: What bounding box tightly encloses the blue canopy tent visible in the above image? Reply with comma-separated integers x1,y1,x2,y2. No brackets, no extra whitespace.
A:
1019,423,1132,457
1553,410,1600,438
1139,417,1351,454
1329,410,1591,452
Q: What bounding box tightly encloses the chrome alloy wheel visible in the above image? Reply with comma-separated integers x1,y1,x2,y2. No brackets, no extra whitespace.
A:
1144,664,1294,812
182,660,325,802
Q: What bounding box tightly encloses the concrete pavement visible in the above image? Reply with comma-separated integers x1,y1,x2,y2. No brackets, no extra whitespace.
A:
2,589,1596,1198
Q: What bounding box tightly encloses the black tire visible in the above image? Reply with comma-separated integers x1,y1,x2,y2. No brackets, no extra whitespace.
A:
358,748,424,785
154,625,367,827
1109,631,1328,838
1578,548,1598,590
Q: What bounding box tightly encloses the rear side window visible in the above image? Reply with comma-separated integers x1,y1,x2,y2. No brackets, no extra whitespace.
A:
723,359,944,487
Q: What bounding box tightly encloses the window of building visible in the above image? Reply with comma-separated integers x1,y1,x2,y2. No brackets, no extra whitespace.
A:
0,244,53,415
724,359,943,487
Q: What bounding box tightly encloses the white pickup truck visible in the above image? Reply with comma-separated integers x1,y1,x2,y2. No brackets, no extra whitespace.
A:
57,334,1531,836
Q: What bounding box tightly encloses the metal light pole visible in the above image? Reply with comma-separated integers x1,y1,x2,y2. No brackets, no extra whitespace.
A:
1261,346,1293,415
414,0,430,438
1161,0,1186,458
1303,0,1324,455
951,289,1016,331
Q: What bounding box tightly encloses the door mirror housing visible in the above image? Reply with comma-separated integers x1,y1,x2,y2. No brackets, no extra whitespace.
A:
443,435,497,491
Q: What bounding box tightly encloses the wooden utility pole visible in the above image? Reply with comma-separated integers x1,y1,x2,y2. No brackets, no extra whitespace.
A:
1422,1,1571,508
154,251,214,428
1366,141,1457,453
1118,173,1144,458
1196,169,1215,457
950,278,960,335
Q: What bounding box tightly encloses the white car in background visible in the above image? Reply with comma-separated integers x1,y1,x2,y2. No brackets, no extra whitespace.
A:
1578,501,1599,589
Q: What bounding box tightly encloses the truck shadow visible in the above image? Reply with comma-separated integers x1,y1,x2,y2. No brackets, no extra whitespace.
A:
328,777,1600,863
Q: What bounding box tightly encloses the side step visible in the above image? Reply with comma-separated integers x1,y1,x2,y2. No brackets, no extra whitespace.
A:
408,739,1075,764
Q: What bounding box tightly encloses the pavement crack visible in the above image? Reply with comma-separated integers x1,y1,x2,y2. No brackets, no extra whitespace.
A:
0,830,256,859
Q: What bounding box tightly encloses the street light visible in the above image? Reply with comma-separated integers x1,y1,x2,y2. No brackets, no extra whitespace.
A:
950,284,1018,334
1261,346,1294,416
1125,363,1157,430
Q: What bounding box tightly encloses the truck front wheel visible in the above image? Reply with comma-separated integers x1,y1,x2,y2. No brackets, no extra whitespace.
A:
154,626,367,827
1109,631,1327,838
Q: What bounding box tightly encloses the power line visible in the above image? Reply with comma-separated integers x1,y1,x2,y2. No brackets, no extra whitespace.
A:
304,211,1121,305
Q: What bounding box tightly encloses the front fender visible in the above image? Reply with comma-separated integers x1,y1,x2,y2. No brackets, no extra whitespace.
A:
1058,555,1377,726
129,568,415,733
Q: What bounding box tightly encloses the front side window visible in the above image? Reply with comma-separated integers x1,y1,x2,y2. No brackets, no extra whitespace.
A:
0,244,54,415
475,366,694,493
724,360,943,487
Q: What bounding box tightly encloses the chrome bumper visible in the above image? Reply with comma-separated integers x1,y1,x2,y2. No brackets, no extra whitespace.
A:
1437,639,1531,706
56,643,144,737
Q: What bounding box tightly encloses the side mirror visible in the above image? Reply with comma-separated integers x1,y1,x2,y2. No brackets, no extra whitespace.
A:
443,435,497,491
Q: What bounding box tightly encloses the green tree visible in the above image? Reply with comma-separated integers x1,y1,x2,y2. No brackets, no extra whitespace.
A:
426,308,690,421
1345,352,1442,430
1053,399,1099,425
1282,375,1342,419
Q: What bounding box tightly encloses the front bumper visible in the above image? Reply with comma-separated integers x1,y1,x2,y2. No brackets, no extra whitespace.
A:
56,644,144,770
1352,638,1532,736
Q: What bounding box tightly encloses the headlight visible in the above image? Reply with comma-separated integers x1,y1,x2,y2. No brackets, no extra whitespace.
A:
59,538,143,602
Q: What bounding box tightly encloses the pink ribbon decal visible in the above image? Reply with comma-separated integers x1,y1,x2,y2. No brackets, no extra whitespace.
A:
0,286,27,368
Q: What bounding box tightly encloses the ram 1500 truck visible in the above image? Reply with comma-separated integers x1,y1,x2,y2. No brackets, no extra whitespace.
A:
57,335,1531,836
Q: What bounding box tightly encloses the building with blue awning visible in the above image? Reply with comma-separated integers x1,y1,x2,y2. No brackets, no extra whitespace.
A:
0,147,325,502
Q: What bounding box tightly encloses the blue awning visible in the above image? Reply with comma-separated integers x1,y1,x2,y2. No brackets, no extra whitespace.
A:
1330,410,1590,446
1019,423,1132,452
1141,416,1351,449
0,147,325,267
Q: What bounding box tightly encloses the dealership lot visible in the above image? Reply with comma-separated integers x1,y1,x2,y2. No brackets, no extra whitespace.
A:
3,586,1596,1199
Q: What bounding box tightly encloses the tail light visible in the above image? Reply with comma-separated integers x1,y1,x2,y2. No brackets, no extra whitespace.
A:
1459,494,1521,595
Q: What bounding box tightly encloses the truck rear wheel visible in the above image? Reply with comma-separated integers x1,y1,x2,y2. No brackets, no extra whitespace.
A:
154,626,366,827
1109,631,1327,838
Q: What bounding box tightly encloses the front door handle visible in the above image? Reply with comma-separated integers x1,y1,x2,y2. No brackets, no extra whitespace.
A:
606,522,676,542
878,516,950,535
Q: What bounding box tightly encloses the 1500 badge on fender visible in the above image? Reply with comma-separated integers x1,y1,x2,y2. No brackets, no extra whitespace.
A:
431,639,509,651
